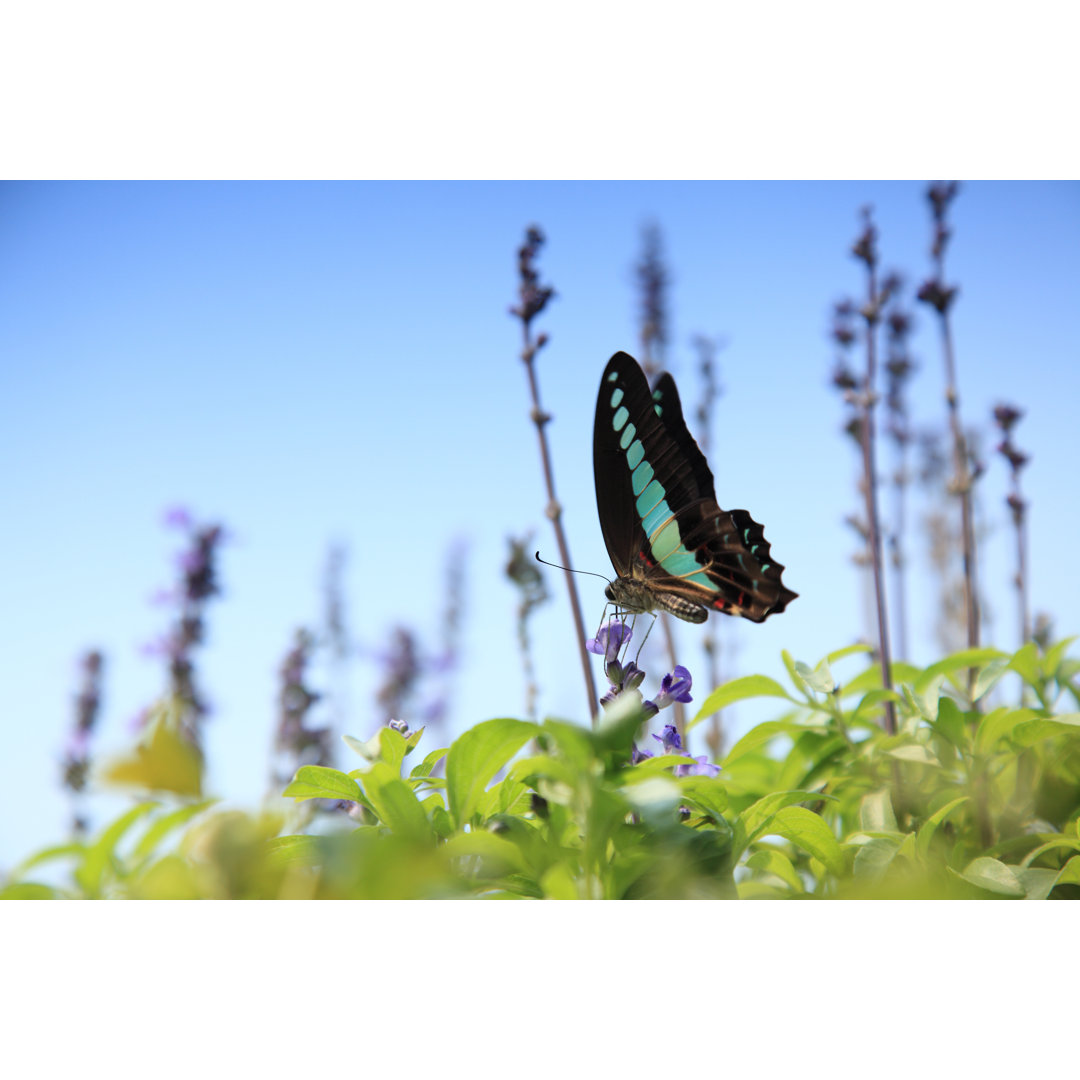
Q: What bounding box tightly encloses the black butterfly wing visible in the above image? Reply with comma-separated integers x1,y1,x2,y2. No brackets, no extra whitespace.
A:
594,351,797,623
594,352,671,579
649,370,717,508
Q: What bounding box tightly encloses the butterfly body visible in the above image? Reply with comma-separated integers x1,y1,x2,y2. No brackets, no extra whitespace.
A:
593,351,796,624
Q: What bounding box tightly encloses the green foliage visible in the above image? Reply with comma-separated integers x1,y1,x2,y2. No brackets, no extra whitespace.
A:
6,638,1080,900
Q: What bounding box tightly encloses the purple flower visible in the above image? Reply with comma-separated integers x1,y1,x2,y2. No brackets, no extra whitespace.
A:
620,660,645,691
634,719,722,778
630,743,653,765
674,756,721,779
586,620,632,664
652,723,683,754
178,548,208,576
652,666,693,711
163,505,193,530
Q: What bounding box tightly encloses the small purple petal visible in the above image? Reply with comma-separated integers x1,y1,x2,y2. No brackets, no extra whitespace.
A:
674,756,721,778
622,662,645,691
178,549,208,575
163,506,192,530
661,665,693,702
650,723,682,754
653,665,694,710
631,743,653,765
587,620,633,664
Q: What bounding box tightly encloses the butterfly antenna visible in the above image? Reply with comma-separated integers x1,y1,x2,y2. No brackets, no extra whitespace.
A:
534,551,611,584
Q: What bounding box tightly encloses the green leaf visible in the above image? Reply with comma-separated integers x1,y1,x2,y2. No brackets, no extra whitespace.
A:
100,720,203,797
974,706,1037,754
860,790,898,833
410,747,449,780
342,732,381,762
442,832,527,877
1044,636,1078,681
916,796,970,860
1011,713,1080,747
853,838,899,882
690,675,791,728
768,806,844,877
851,688,902,724
740,790,827,846
841,660,922,699
781,649,803,692
446,718,538,828
745,848,804,893
622,776,682,824
378,727,410,771
971,660,1010,702
931,696,971,751
958,856,1025,897
676,775,730,821
1019,837,1080,868
795,659,835,694
824,643,875,666
1057,856,1080,887
593,692,647,754
1008,642,1041,686
540,863,579,900
11,842,86,878
507,753,580,790
722,720,807,766
361,762,434,842
919,648,1009,686
538,718,595,769
887,743,942,766
76,802,161,897
909,673,945,722
1015,867,1063,900
132,800,216,861
265,835,324,867
0,882,58,899
343,726,423,771
283,765,362,804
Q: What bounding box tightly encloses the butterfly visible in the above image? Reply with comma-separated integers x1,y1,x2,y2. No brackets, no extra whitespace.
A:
594,351,796,624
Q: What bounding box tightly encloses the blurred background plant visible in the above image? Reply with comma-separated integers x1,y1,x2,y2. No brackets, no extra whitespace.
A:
3,181,1078,899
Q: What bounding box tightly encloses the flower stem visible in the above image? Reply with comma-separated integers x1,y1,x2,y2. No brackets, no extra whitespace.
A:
518,339,598,719
852,209,897,737
511,228,598,720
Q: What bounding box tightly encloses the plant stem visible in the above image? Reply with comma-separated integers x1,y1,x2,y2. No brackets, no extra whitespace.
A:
512,227,599,722
940,317,980,654
853,218,897,737
919,184,980,675
635,226,686,745
889,472,909,662
693,334,726,757
519,329,599,721
1015,488,1030,647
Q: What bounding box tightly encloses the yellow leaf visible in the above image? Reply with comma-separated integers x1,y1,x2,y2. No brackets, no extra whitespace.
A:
101,719,203,796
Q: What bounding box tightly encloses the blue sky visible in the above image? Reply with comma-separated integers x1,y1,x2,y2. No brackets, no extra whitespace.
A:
1,180,1078,867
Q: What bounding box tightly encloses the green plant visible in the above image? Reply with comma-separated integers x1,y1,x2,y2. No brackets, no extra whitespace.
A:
8,635,1077,900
